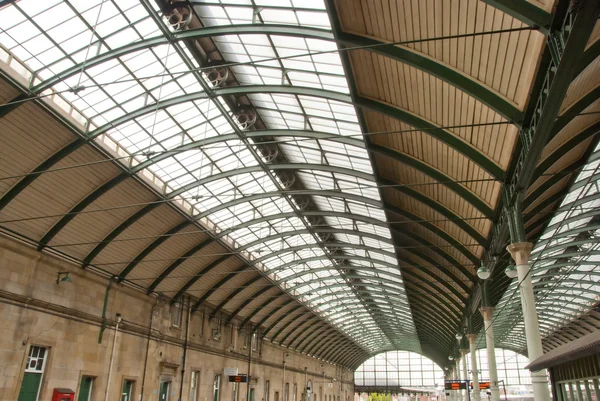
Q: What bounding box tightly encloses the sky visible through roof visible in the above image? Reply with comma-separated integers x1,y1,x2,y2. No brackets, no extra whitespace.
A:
0,0,419,352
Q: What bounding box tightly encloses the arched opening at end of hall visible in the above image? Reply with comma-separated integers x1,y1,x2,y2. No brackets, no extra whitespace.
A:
353,349,533,401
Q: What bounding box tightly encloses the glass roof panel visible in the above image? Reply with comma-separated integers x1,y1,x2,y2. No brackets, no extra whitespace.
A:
491,143,600,351
0,0,419,353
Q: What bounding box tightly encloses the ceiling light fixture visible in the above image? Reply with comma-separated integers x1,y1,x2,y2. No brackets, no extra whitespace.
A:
505,264,518,279
477,264,490,280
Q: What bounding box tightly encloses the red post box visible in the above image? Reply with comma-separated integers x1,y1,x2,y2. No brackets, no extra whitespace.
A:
52,388,75,401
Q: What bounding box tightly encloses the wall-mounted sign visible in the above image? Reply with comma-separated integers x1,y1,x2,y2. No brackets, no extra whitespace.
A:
228,375,249,383
444,381,467,390
224,367,238,376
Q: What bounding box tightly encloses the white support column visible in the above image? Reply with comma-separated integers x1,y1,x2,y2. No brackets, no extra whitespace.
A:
461,349,468,401
467,335,480,401
456,359,463,401
507,242,551,401
480,307,500,401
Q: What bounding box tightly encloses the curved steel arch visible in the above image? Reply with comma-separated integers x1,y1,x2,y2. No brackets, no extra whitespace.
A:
401,274,463,319
262,305,305,336
380,177,487,245
208,275,265,319
399,248,471,293
238,296,293,330
224,285,279,325
190,264,249,313
19,22,511,176
387,203,480,265
401,268,467,307
115,188,386,280
274,314,319,343
368,143,495,215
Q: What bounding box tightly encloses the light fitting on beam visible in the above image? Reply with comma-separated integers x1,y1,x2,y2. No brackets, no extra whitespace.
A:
505,264,518,279
477,264,490,280
56,271,71,285
455,333,463,341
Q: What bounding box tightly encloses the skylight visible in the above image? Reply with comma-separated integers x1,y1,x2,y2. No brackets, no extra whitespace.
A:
0,0,418,352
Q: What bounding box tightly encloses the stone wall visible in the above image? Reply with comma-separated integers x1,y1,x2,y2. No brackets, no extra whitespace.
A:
0,237,354,401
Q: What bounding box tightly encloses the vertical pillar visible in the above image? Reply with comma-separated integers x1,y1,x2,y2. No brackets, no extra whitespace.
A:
507,242,551,401
460,348,468,401
480,307,500,401
466,335,480,401
456,358,463,401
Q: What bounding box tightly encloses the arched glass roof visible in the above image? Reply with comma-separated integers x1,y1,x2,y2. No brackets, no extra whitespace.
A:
491,141,600,352
0,0,418,353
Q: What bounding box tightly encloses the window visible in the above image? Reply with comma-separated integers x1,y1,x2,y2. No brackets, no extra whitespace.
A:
213,318,222,341
265,380,270,401
25,346,47,373
213,375,221,401
243,330,249,349
354,351,444,387
77,376,94,401
190,371,200,401
171,301,182,328
293,384,297,401
285,383,289,401
251,332,258,351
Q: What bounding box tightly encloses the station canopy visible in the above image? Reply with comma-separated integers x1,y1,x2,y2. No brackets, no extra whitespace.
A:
0,0,599,368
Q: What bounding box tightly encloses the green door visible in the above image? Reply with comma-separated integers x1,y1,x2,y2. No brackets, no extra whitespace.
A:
18,372,42,401
121,380,133,401
249,389,255,401
159,381,170,401
78,376,93,401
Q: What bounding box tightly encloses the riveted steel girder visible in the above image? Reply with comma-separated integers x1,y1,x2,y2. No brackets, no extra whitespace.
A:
359,98,506,180
370,143,496,216
380,177,487,245
209,275,264,319
225,285,277,325
172,254,232,301
262,305,305,337
191,264,247,313
481,0,552,31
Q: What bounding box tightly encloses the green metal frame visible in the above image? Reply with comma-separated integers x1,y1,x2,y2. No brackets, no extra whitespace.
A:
480,0,552,31
172,254,233,301
224,285,276,325
208,275,264,319
358,98,506,180
380,177,487,245
370,143,495,216
262,305,305,337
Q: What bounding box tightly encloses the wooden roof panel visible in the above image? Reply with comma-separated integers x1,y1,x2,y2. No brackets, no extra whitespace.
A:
48,178,157,260
0,146,120,241
123,222,208,287
0,104,74,196
560,56,600,114
154,241,228,295
337,0,544,108
185,256,244,298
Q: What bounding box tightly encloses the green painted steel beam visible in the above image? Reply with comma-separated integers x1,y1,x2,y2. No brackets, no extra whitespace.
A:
238,297,292,330
273,315,317,343
387,202,479,266
262,305,304,337
402,247,471,293
389,223,477,282
148,237,214,293
358,97,506,180
209,275,264,319
225,285,275,325
402,272,463,318
380,177,487,245
369,143,495,216
480,0,551,31
191,265,247,313
401,264,467,305
341,33,524,123
247,300,297,333
117,221,191,280
172,254,231,301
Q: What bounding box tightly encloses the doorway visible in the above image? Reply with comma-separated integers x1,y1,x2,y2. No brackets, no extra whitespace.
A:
18,346,48,401
77,376,94,401
159,381,170,401
121,380,134,401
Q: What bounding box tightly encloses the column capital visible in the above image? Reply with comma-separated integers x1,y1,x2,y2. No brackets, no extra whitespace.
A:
506,242,533,265
460,348,469,355
479,306,494,321
466,334,477,343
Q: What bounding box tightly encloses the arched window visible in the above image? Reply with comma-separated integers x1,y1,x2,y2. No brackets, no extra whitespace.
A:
466,348,531,386
354,351,444,387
